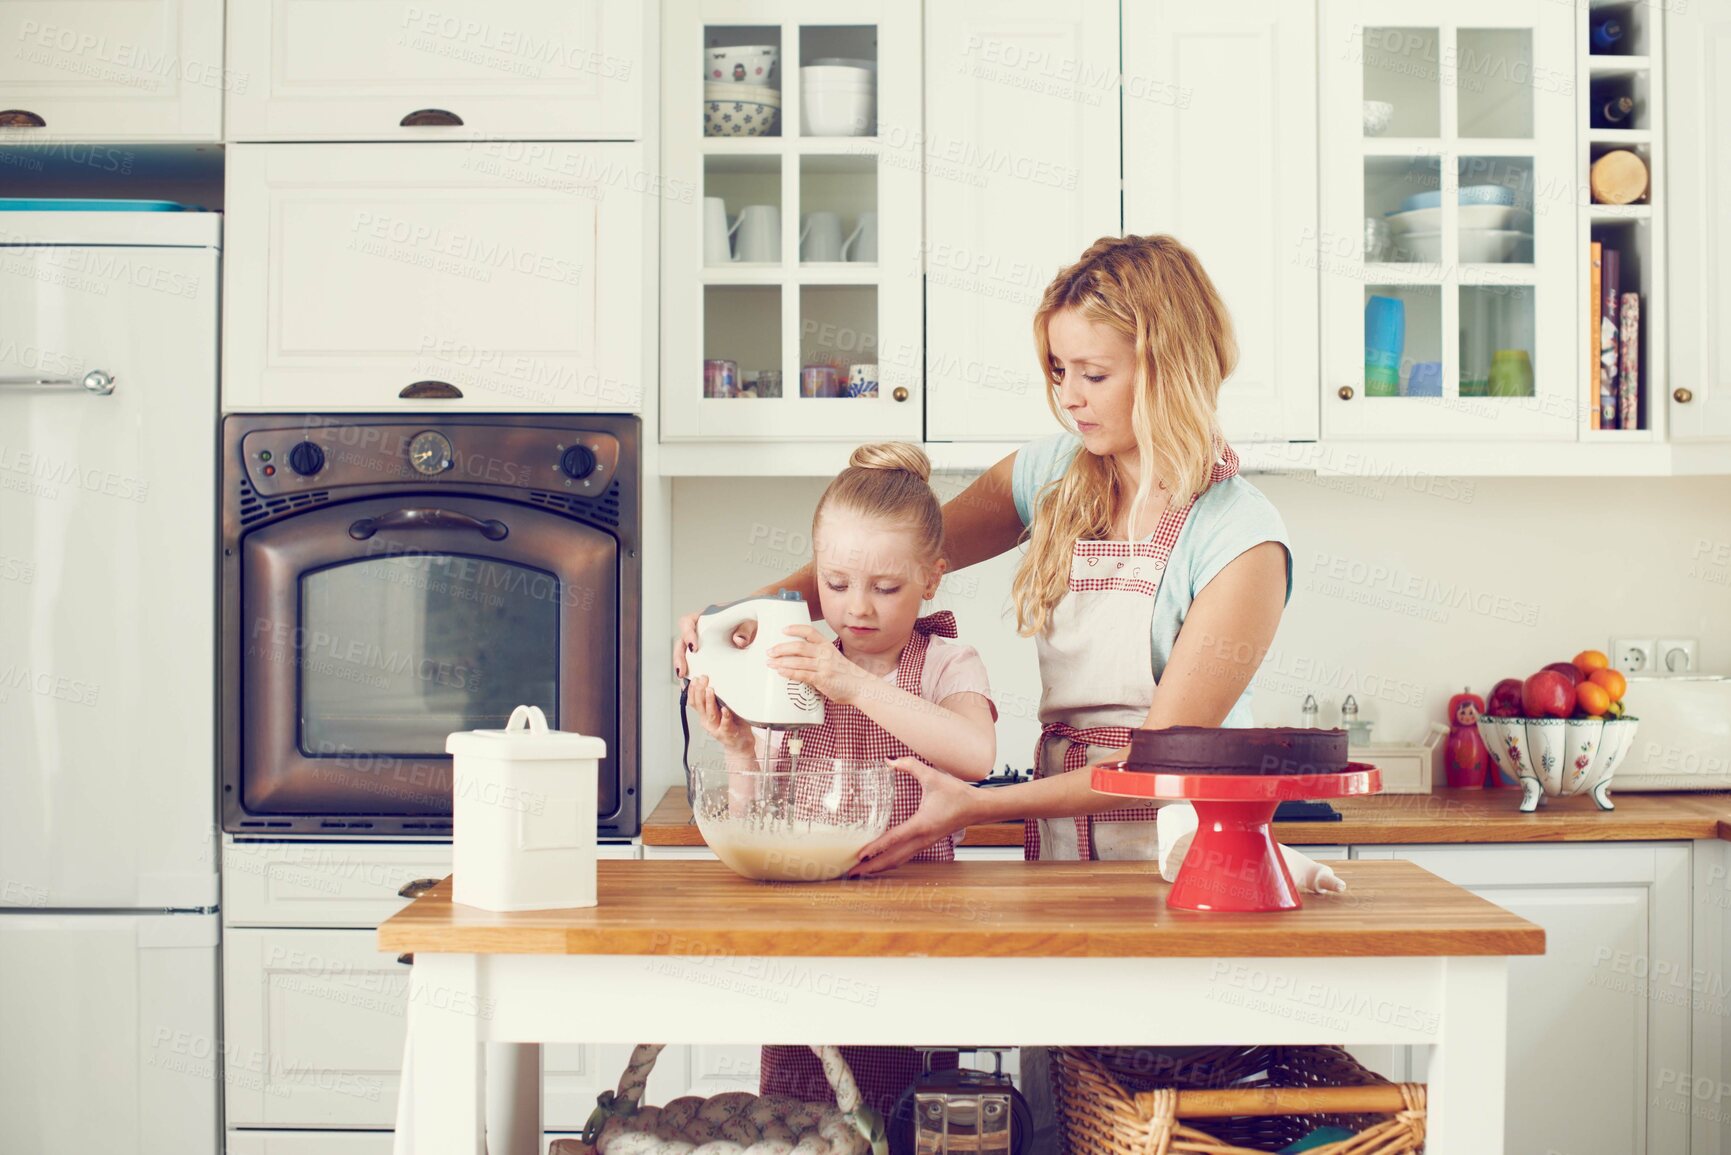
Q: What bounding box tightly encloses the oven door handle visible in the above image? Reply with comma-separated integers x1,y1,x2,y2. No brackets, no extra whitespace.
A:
347,508,509,541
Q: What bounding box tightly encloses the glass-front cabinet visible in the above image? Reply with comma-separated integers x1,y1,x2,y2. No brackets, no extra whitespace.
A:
1321,0,1576,439
661,1,920,441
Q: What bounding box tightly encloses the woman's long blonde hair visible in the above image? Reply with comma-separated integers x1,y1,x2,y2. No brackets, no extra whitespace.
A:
1011,234,1236,637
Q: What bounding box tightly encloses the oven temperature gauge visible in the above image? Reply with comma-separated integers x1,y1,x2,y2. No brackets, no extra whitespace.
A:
407,430,453,475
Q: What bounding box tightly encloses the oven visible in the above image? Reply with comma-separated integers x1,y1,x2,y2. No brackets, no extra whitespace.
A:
221,414,640,837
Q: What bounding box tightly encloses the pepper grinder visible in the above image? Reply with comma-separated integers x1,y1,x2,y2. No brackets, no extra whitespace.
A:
1300,694,1319,728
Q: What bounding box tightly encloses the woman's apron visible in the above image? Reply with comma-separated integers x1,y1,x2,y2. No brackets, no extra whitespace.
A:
1024,444,1240,861
760,611,959,1119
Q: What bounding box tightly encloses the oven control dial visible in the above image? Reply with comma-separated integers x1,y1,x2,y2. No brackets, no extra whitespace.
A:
559,444,598,481
408,430,453,475
287,441,325,477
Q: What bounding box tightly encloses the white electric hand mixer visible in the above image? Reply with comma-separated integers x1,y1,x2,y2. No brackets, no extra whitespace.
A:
683,591,825,803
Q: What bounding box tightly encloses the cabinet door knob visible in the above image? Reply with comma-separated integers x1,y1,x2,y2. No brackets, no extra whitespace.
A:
1674,387,1694,404
396,953,415,966
892,386,909,402
0,110,46,127
1338,385,1355,401
397,877,441,898
400,108,464,127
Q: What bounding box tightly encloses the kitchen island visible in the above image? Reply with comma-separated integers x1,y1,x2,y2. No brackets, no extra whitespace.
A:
381,859,1542,1154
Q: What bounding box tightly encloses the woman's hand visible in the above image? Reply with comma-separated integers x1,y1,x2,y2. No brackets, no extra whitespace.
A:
686,675,756,757
848,758,982,876
673,611,758,679
767,625,870,705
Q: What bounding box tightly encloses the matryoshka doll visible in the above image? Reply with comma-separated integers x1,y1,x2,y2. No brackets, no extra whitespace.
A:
1445,688,1493,788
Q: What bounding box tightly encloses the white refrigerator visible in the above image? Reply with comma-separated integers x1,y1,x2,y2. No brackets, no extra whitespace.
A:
0,210,221,1155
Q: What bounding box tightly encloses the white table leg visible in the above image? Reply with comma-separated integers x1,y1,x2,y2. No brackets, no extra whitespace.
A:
411,953,486,1155
487,1043,544,1155
1427,956,1509,1153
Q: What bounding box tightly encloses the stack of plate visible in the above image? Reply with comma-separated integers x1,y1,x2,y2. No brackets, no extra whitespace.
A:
1385,186,1533,262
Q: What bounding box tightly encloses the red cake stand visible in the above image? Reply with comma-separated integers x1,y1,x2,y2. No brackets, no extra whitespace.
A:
1091,763,1382,912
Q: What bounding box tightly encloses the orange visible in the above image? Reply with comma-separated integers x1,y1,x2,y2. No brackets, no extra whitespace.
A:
1589,667,1627,702
1576,681,1611,717
1574,649,1610,677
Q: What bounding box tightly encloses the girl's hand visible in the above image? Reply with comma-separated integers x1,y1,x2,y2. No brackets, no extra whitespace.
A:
673,611,758,679
687,675,756,756
767,624,870,705
848,758,980,876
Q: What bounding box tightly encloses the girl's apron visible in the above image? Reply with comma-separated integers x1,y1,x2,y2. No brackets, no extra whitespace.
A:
1024,444,1241,861
760,611,959,1117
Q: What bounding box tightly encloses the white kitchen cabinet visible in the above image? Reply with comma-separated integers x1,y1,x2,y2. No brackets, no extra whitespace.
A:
1692,839,1731,1154
0,0,222,140
222,143,646,413
1319,0,1577,440
1123,0,1318,444
1352,843,1693,1154
0,913,219,1155
225,0,644,142
660,0,922,442
922,0,1120,442
223,928,647,1129
1664,0,1731,440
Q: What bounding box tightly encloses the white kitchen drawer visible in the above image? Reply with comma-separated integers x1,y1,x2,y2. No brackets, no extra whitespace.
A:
223,928,639,1129
224,840,637,927
227,1133,593,1155
1346,746,1432,794
222,142,646,413
0,0,223,140
225,0,644,141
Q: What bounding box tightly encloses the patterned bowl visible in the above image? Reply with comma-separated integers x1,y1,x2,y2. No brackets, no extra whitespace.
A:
704,98,779,138
1476,716,1639,813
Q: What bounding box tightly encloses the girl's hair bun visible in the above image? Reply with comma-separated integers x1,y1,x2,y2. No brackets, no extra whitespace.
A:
847,441,932,483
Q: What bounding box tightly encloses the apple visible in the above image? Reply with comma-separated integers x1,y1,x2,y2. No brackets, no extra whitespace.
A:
1522,670,1576,719
1542,661,1582,686
1487,678,1525,717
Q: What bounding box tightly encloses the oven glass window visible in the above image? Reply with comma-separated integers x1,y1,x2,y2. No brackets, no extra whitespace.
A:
299,553,559,757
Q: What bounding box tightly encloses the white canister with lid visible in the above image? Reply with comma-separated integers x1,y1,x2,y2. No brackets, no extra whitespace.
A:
448,705,605,911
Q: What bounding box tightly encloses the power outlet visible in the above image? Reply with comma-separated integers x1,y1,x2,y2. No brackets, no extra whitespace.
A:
1611,638,1655,674
1657,638,1698,674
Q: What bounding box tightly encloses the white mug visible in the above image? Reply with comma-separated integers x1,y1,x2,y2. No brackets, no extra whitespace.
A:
843,212,876,262
703,197,735,265
734,204,780,263
799,211,845,262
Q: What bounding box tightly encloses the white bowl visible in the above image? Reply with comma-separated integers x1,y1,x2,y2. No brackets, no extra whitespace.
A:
705,45,778,84
1385,205,1535,233
1388,229,1532,263
801,86,873,137
705,99,779,137
1364,100,1394,136
705,82,781,105
1477,716,1639,812
801,65,874,88
810,56,876,74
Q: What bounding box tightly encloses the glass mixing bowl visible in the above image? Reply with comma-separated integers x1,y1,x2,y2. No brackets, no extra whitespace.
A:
690,756,894,882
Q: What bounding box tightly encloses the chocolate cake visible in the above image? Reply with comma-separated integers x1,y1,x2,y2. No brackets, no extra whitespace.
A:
1127,726,1349,777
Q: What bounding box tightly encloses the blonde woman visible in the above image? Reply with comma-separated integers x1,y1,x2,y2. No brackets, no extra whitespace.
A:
678,234,1297,867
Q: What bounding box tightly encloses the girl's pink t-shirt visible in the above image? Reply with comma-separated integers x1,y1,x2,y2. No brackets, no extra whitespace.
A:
888,634,997,719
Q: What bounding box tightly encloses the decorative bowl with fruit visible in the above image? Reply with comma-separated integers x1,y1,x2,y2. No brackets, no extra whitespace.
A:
1477,650,1638,813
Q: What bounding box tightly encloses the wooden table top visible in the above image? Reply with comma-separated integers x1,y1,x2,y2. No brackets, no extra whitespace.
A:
379,860,1544,959
641,788,1731,848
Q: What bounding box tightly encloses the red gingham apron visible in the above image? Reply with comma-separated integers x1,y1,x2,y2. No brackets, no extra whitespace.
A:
1025,445,1241,861
761,611,960,1115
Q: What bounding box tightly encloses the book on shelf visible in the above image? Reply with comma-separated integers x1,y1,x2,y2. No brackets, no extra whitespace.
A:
1600,246,1621,430
1620,292,1641,431
1590,242,1602,429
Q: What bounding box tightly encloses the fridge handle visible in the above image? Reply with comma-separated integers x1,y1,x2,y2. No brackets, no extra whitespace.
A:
0,370,116,395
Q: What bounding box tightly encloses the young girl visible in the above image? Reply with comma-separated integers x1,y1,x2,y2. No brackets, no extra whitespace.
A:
687,440,997,1121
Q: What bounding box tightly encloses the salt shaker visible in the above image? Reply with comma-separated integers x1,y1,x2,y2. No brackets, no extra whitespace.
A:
1300,694,1319,728
1340,694,1372,746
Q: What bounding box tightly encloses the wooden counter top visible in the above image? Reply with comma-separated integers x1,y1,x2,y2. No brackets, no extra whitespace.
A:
380,860,1543,959
642,787,1731,848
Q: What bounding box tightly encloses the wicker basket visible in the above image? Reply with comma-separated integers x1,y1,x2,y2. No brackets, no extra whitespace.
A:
1049,1046,1425,1154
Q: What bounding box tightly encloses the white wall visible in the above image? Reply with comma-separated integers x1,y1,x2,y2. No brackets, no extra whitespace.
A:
655,470,1731,805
